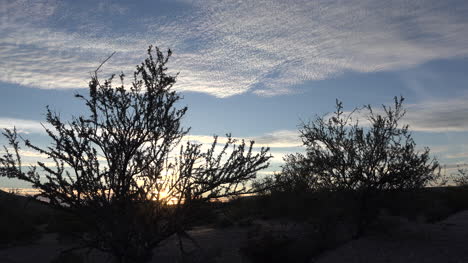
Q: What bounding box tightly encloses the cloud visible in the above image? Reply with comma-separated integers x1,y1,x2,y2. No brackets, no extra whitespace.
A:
186,130,301,148
0,187,41,196
405,98,468,132
250,130,302,148
0,116,301,149
440,162,468,176
421,145,450,154
443,163,468,169
446,152,468,159
0,118,48,134
327,96,468,133
256,170,278,176
1,0,468,97
185,131,302,167
17,149,48,159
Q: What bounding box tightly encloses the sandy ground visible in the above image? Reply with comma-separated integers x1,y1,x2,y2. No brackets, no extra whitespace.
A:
0,226,253,263
1,211,468,262
314,210,468,263
0,233,70,263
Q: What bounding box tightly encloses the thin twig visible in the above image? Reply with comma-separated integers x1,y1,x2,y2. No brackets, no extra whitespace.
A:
95,52,116,76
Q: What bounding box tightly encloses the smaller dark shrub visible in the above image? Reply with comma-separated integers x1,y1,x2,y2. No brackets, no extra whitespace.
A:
453,167,468,186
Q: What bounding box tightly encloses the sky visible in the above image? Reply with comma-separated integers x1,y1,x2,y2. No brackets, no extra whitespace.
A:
1,0,468,189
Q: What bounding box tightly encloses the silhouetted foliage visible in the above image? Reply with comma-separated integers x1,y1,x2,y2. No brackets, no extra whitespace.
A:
453,166,468,186
0,46,271,262
273,97,440,236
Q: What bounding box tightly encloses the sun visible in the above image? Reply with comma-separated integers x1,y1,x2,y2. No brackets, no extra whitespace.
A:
157,190,168,199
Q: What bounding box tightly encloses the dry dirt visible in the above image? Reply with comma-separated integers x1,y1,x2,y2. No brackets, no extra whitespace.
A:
1,211,468,262
314,210,468,263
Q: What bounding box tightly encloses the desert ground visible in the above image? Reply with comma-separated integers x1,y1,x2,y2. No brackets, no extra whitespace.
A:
1,208,468,263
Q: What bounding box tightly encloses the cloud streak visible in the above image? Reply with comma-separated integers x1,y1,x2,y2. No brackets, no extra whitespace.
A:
0,116,301,149
405,98,468,132
1,0,468,97
0,118,49,134
186,130,301,148
327,96,468,133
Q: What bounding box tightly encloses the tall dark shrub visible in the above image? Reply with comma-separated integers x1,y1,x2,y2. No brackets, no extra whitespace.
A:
280,97,439,236
0,46,271,262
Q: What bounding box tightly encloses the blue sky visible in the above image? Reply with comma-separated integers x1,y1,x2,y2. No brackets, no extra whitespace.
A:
1,0,468,188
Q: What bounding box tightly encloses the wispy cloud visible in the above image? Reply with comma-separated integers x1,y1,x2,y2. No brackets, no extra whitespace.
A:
0,116,301,149
0,117,299,170
441,162,468,175
446,152,468,159
329,96,468,133
1,0,468,97
443,163,468,170
186,132,301,167
0,118,48,134
186,130,301,148
405,98,468,132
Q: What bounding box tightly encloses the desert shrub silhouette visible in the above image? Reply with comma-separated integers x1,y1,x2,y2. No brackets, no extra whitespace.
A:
453,167,468,186
0,46,271,262
270,97,440,237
